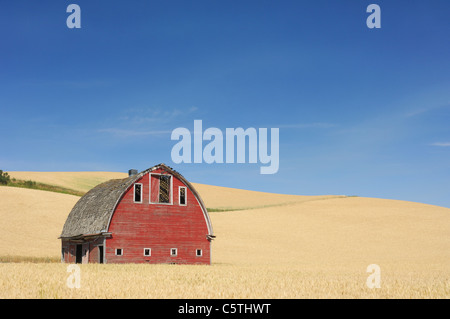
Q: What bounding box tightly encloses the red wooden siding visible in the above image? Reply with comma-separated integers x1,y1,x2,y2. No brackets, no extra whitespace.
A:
106,168,211,264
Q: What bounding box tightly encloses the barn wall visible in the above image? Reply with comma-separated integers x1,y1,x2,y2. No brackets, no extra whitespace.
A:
106,168,211,264
87,237,105,263
61,237,105,264
61,241,73,263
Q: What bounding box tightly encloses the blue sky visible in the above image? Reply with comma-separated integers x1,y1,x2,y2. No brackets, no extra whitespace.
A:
1,1,449,207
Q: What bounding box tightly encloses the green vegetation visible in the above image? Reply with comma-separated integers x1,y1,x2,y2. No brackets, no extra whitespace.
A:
0,170,85,197
207,202,300,213
208,196,350,212
0,255,60,263
207,207,244,212
0,170,11,185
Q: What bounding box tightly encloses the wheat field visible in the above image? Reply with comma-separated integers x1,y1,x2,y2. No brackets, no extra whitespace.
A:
0,172,449,298
8,171,128,193
1,263,447,299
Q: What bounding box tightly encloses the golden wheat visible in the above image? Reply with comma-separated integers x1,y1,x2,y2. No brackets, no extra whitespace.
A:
0,172,449,298
0,187,79,257
0,263,448,299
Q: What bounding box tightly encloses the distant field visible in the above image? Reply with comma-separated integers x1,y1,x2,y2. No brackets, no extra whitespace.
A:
0,171,449,298
8,170,338,211
8,171,128,193
191,182,346,211
0,187,79,257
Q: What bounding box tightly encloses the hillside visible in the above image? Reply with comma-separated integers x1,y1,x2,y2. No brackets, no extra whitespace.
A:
8,171,128,193
1,171,449,298
0,187,79,258
8,170,339,210
1,171,449,270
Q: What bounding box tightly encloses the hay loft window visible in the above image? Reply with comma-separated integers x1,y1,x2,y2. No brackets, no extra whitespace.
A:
159,175,171,203
150,174,173,204
179,186,187,205
144,248,151,256
115,248,123,256
171,248,177,257
134,183,143,203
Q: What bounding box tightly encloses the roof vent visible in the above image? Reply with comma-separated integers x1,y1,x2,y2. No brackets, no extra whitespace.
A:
128,169,138,176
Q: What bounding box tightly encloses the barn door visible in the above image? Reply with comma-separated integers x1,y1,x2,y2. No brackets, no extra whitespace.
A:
82,243,89,264
98,245,104,264
75,244,82,263
150,174,160,203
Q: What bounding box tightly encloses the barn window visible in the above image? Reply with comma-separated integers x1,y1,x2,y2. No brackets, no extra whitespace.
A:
134,183,143,203
196,249,202,257
144,248,151,256
171,248,177,256
115,248,123,256
159,175,171,203
150,174,172,204
179,187,187,205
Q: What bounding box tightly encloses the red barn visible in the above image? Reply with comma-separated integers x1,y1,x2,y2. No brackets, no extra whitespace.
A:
59,163,215,264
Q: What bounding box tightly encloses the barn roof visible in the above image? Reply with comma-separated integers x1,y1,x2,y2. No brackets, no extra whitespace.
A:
59,163,214,239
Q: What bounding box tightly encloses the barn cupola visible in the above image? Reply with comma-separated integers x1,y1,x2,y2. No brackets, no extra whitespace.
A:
128,169,138,176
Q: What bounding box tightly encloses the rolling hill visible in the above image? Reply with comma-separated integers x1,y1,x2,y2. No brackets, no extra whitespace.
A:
1,171,449,298
1,171,449,269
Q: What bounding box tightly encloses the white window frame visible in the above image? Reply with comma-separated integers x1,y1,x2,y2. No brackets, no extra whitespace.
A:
170,248,177,257
144,248,151,256
179,186,187,206
115,248,123,256
196,249,202,257
134,183,143,203
149,173,173,205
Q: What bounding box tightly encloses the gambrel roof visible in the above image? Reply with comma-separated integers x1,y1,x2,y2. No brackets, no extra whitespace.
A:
59,163,214,239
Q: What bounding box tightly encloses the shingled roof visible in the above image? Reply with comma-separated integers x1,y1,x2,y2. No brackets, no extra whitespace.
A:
59,163,214,239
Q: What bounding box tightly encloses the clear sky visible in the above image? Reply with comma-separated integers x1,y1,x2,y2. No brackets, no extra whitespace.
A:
1,1,449,207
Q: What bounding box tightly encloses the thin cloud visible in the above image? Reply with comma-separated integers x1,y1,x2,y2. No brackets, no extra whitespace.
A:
277,122,337,129
99,106,199,137
405,102,450,117
119,106,199,124
431,142,450,147
98,128,172,137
